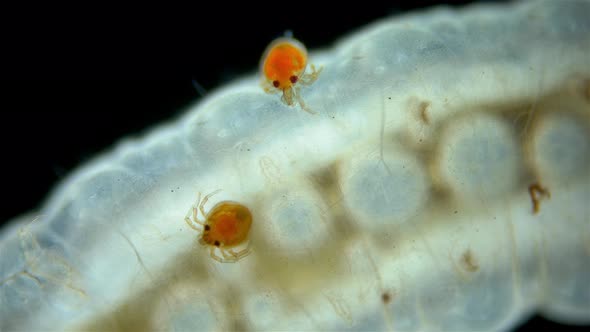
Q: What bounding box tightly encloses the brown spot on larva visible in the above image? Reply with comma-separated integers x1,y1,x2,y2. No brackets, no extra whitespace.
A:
585,79,590,102
406,97,431,125
418,101,431,124
528,182,551,214
381,291,392,304
461,250,479,272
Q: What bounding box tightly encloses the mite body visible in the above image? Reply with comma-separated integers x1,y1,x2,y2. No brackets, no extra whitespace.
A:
260,37,322,114
184,190,252,263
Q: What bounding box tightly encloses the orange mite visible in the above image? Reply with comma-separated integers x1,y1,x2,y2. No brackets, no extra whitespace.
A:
184,190,252,263
260,37,322,114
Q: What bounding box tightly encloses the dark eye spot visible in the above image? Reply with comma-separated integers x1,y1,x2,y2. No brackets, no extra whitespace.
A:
273,80,280,88
290,75,298,84
204,225,210,231
214,240,220,247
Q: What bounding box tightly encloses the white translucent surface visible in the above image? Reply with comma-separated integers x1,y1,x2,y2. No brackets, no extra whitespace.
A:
1,1,590,331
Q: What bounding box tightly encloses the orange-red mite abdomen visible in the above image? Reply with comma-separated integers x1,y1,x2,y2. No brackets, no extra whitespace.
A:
263,41,307,89
216,215,238,240
206,202,252,247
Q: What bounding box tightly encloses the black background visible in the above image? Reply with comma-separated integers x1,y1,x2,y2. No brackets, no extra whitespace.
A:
0,1,587,330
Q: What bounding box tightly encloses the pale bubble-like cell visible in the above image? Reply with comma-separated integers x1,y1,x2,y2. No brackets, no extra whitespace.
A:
437,113,520,202
261,183,330,252
529,112,590,184
340,149,428,227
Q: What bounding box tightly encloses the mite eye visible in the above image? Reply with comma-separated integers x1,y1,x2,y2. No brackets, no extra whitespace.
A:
214,240,220,247
290,75,298,84
204,225,210,231
273,80,280,88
